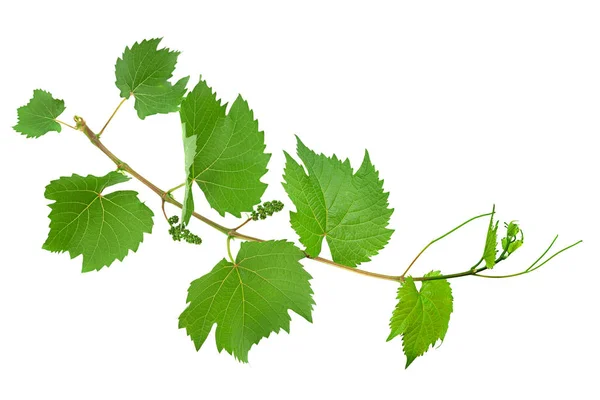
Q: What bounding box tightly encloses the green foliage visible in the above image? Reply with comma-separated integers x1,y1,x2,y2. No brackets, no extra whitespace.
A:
482,211,499,269
179,240,314,362
115,38,189,119
508,239,523,253
179,78,270,217
501,221,524,256
388,271,453,368
12,37,582,368
43,172,154,272
180,123,197,225
251,200,284,221
13,90,65,138
167,216,202,245
283,137,393,267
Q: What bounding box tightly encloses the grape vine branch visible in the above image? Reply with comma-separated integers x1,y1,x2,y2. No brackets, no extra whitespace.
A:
12,38,581,367
69,115,577,284
76,115,454,282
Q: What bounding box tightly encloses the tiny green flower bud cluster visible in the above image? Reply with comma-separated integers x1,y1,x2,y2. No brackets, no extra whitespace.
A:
167,215,202,245
251,200,284,221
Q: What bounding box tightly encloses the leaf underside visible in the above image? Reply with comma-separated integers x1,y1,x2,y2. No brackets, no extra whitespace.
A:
180,122,197,225
43,171,154,272
13,89,65,138
179,240,314,362
388,271,453,368
283,137,394,267
179,78,270,218
115,38,189,119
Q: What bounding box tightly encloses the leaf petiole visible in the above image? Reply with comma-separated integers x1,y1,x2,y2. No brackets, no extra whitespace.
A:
232,218,252,232
166,182,186,197
226,235,235,264
98,98,127,137
55,119,78,131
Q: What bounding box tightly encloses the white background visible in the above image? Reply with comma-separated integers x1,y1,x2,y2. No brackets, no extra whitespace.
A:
1,1,598,398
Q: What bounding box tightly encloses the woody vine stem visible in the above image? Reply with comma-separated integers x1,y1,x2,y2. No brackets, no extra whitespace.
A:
65,109,580,284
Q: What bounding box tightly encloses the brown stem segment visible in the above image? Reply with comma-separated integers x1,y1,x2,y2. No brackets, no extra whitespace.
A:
73,116,490,284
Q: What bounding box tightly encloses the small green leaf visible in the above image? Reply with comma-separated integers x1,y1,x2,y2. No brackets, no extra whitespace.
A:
501,237,509,252
508,239,523,253
506,221,520,237
483,211,499,268
43,171,154,272
179,78,270,217
179,240,314,362
388,271,453,368
115,38,189,119
283,137,394,267
13,90,66,138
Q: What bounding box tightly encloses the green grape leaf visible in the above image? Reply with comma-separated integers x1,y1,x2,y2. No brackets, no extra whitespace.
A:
508,239,523,253
179,78,270,217
387,271,453,368
282,137,393,267
180,122,197,225
506,221,520,237
13,90,66,138
43,171,154,272
179,240,314,362
115,38,189,119
483,217,499,269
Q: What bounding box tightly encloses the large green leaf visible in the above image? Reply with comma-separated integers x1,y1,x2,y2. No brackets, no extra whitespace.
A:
387,271,453,368
115,38,189,119
13,90,66,138
179,78,270,217
283,137,393,267
43,171,154,272
179,240,314,362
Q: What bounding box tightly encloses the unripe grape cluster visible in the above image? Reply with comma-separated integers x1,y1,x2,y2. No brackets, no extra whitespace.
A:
167,216,202,245
251,200,284,221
